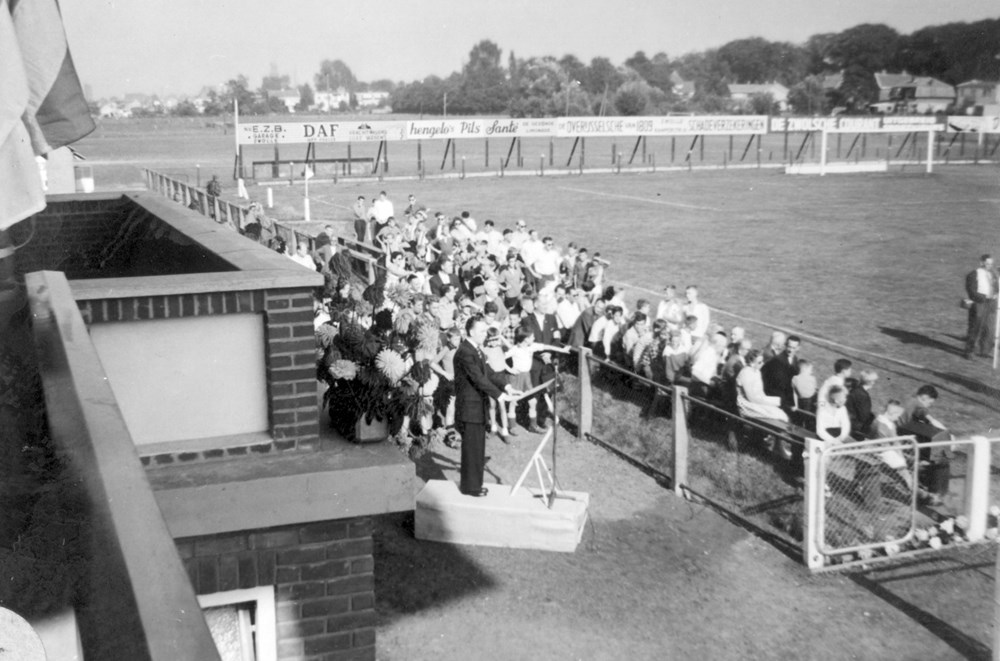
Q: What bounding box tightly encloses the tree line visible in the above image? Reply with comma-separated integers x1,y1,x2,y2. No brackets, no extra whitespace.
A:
389,19,1000,116
169,17,999,117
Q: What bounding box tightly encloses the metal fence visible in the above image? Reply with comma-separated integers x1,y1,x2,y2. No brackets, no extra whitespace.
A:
678,390,809,550
578,352,675,483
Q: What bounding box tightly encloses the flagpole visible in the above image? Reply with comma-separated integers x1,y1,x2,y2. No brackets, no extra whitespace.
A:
303,166,311,222
992,284,999,370
233,98,242,182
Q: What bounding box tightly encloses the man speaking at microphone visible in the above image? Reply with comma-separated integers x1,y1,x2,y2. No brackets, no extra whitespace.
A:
454,316,516,497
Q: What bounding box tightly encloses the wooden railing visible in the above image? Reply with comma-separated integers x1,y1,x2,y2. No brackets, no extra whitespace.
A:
26,270,220,661
142,168,316,254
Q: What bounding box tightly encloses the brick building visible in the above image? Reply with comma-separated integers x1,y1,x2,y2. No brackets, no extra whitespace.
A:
17,192,415,660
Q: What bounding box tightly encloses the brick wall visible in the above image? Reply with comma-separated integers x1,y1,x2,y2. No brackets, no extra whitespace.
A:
177,517,375,661
79,286,318,459
13,196,127,276
16,196,236,279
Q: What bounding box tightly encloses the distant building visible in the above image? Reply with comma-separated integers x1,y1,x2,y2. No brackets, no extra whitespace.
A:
271,88,301,113
670,71,695,99
728,82,790,112
956,80,1000,109
356,90,390,109
872,71,955,114
820,71,843,92
314,86,352,112
98,102,127,119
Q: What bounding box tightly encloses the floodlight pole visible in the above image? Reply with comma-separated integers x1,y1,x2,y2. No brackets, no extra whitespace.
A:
992,283,999,370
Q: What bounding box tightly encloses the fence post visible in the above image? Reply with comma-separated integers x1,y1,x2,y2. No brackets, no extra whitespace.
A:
672,386,688,498
803,437,824,570
965,436,991,542
994,541,1000,661
577,347,592,440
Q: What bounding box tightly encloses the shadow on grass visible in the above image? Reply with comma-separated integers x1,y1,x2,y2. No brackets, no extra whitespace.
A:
849,554,994,661
373,510,498,622
930,369,1000,401
879,326,965,357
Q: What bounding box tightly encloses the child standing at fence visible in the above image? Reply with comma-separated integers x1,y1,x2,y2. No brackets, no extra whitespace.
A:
506,327,563,434
482,327,513,441
432,329,461,437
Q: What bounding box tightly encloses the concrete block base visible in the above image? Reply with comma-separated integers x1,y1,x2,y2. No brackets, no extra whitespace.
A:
415,479,589,553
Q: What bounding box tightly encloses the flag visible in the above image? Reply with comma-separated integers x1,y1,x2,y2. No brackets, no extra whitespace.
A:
0,0,44,230
1,0,94,230
11,0,95,153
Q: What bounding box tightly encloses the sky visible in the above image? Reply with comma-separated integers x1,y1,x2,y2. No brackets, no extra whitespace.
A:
62,0,999,100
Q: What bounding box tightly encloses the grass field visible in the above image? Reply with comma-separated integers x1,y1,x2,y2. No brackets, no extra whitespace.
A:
78,118,1000,658
77,115,999,190
238,163,1000,436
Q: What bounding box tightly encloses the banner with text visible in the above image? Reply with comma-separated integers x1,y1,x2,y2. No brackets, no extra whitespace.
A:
554,115,768,137
405,118,556,140
946,115,1000,134
237,121,408,145
770,116,947,133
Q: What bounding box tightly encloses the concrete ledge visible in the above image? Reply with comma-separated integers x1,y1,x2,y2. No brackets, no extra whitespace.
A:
148,435,417,538
415,479,589,553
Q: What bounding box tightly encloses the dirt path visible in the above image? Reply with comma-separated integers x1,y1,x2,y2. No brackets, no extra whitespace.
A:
374,431,980,660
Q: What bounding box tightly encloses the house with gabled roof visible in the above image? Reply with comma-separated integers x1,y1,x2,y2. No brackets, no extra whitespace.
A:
956,80,999,108
728,82,789,112
872,71,955,114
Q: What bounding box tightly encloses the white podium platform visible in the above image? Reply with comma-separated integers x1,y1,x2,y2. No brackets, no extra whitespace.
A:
415,480,589,553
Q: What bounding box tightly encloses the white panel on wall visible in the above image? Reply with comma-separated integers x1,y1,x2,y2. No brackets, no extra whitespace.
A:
89,314,269,445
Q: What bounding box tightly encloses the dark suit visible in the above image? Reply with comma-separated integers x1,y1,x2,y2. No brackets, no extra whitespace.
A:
430,271,461,298
522,311,560,419
568,306,598,349
845,386,874,440
761,352,799,414
523,310,559,380
965,268,998,356
454,339,506,493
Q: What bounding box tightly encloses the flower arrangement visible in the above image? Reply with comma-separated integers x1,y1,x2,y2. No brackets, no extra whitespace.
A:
316,278,444,457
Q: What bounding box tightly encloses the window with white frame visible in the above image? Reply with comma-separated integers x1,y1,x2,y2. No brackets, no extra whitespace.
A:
198,586,276,661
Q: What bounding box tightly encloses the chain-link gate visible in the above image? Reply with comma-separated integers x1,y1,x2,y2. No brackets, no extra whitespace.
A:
808,436,1000,570
816,436,919,560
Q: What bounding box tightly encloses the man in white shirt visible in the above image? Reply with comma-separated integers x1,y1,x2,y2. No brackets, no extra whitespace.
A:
688,332,727,400
555,285,581,331
532,236,561,290
372,190,394,223
289,242,317,270
656,285,685,330
683,285,710,341
479,219,503,252
964,254,998,359
509,219,529,250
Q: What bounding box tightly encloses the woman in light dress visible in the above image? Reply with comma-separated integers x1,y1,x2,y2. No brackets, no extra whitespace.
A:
736,350,788,422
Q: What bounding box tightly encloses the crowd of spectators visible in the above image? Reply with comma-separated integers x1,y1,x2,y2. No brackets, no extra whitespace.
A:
293,190,952,502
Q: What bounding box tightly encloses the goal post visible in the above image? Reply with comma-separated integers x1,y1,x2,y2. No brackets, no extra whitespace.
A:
777,116,946,176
